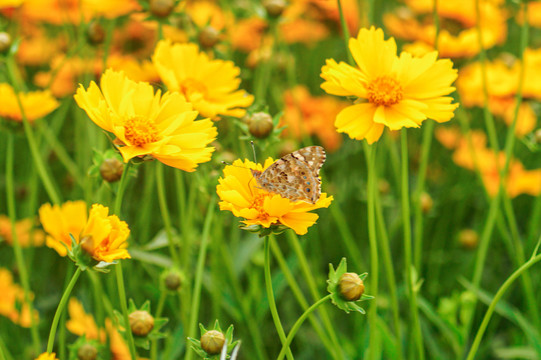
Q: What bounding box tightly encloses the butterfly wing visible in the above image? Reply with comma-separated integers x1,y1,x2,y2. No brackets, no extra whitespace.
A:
253,146,326,204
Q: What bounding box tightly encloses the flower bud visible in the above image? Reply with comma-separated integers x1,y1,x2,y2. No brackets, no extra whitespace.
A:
339,272,364,301
0,32,12,53
263,0,287,17
535,128,541,144
99,158,124,183
150,0,175,18
420,192,433,214
77,343,98,360
459,229,478,250
129,310,154,336
87,21,105,45
198,26,220,49
200,329,225,355
248,112,273,139
164,271,182,291
378,179,390,195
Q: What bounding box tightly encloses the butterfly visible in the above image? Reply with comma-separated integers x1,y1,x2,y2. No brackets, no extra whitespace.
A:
250,146,326,204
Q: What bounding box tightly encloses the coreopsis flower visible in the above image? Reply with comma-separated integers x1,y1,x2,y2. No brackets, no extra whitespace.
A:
320,27,458,144
83,0,140,19
281,86,345,152
66,298,105,342
74,69,217,171
152,40,254,118
217,159,333,235
34,55,96,98
384,0,507,59
0,215,45,247
0,0,23,8
35,353,59,360
38,201,88,256
0,83,59,122
0,268,38,327
21,0,89,24
229,17,267,53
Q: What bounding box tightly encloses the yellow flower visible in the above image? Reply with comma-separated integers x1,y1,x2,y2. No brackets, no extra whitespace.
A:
74,69,217,171
0,83,59,122
0,215,45,247
83,0,140,19
39,201,130,262
79,204,131,263
320,27,458,144
217,159,333,235
35,353,59,360
0,268,38,327
38,201,88,256
0,0,23,8
66,298,105,342
152,40,254,119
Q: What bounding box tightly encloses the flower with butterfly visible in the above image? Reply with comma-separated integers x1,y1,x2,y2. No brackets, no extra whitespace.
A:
217,146,333,236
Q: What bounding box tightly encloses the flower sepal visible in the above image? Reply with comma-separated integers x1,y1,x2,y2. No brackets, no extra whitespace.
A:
327,258,374,314
68,336,104,360
187,320,238,360
239,223,290,237
66,234,95,272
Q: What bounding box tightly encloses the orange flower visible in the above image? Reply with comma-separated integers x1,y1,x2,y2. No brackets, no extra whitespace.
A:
0,268,38,327
229,17,267,52
0,215,45,247
281,86,345,152
217,159,333,235
21,0,89,24
66,298,104,342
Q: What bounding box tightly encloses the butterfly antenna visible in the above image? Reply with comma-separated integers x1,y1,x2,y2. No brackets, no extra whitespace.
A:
250,140,257,163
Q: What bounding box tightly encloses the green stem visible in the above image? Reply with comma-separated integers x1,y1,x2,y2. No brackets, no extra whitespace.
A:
263,236,294,360
276,294,333,360
47,267,82,353
401,130,424,360
113,161,138,360
151,290,167,360
466,242,541,360
337,0,354,64
184,196,216,360
5,134,41,354
363,142,380,360
5,56,62,205
286,232,344,358
156,163,180,265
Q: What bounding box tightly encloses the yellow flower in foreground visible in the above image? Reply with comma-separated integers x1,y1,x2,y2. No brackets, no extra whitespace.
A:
152,40,254,119
0,268,38,327
217,159,333,235
74,69,217,171
39,201,131,262
38,201,87,256
79,204,131,263
0,83,59,122
320,27,458,144
35,353,59,360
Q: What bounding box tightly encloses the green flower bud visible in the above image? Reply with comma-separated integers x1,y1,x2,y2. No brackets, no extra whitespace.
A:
99,158,124,183
0,32,12,53
339,272,365,301
198,26,220,49
150,0,175,18
129,310,155,336
77,343,98,360
87,21,105,45
248,112,273,139
263,0,287,17
200,329,225,355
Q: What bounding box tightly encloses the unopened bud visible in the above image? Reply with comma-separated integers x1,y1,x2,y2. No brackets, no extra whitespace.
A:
198,26,220,49
420,192,433,214
200,330,225,355
248,112,273,139
87,22,105,45
150,0,175,18
378,179,390,195
129,310,154,336
0,32,12,53
164,271,182,291
339,272,364,301
535,129,541,144
77,343,98,360
459,229,478,250
263,0,287,17
100,158,124,183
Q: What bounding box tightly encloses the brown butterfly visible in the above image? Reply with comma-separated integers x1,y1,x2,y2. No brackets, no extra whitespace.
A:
251,146,326,204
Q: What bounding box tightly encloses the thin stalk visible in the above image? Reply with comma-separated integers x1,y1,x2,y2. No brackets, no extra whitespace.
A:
263,236,294,360
466,241,541,360
184,197,216,360
276,294,333,360
286,232,344,359
151,290,167,360
5,56,62,205
400,130,424,360
337,0,354,64
270,238,339,359
47,267,82,353
113,161,138,360
363,142,380,360
5,134,41,354
156,163,180,265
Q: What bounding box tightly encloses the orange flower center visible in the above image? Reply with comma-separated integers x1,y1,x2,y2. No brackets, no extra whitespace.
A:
251,193,266,213
180,78,208,97
123,116,159,147
366,76,403,106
